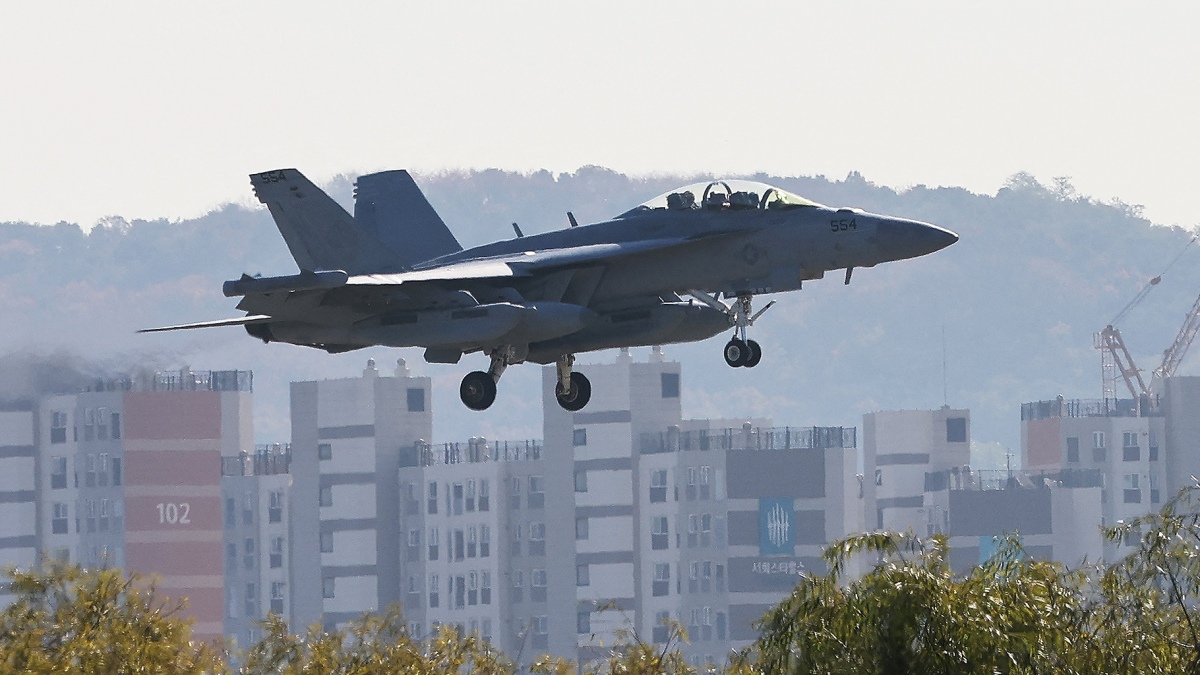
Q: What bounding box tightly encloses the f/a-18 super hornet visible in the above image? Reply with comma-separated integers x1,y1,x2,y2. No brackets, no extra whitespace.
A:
142,169,957,411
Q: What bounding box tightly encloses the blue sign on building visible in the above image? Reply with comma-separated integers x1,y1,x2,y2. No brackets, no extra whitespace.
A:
759,497,795,555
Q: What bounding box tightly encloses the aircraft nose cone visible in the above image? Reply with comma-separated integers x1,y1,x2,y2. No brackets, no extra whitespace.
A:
875,218,959,261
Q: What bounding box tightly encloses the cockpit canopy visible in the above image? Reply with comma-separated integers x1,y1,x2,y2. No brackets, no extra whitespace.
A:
617,179,824,218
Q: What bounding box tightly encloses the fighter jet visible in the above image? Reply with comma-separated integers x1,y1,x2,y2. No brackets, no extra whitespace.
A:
142,169,957,411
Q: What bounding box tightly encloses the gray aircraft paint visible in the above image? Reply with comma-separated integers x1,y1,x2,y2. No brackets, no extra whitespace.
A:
144,169,957,407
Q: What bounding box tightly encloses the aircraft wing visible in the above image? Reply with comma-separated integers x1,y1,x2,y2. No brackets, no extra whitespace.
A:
344,236,730,288
138,315,273,333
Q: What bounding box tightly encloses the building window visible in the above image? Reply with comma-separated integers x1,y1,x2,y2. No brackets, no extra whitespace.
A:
244,538,255,570
50,411,68,444
270,582,285,614
481,571,492,605
85,454,95,487
653,611,670,643
270,536,284,568
946,417,967,443
243,494,254,525
685,467,696,500
1094,432,1106,449
1124,474,1142,503
454,529,465,561
111,457,122,486
226,543,237,570
50,457,68,489
661,372,680,398
245,583,257,616
1123,432,1140,461
650,469,667,502
322,577,335,599
528,475,545,509
510,477,521,509
319,486,332,507
111,412,121,439
480,526,491,558
576,563,590,586
454,575,466,608
531,569,547,602
875,469,883,486
1066,437,1079,463
468,571,479,606
269,491,283,523
652,516,668,550
407,387,425,412
577,610,591,634
428,481,438,514
573,428,587,446
427,527,439,560
320,531,333,553
652,563,670,596
466,479,477,511
98,499,109,531
318,443,332,461
529,522,546,556
574,470,588,492
429,574,439,608
479,479,490,511
576,517,589,540
468,526,478,558
52,503,69,534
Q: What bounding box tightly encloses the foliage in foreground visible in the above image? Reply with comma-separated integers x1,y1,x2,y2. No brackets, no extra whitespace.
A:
748,485,1200,674
0,562,220,673
9,487,1200,673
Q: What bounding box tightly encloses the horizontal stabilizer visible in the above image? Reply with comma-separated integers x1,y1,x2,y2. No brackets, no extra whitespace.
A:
138,315,273,333
223,270,349,297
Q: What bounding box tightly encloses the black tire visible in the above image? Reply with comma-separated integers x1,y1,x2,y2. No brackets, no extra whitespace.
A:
556,371,592,411
744,339,762,368
724,339,749,367
460,371,497,411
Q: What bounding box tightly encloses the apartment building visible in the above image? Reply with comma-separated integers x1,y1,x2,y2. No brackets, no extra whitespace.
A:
34,368,254,641
1021,396,1167,557
0,408,37,607
289,358,433,630
222,443,292,649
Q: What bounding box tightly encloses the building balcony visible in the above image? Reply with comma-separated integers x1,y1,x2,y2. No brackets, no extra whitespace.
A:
640,425,856,455
400,439,541,468
1021,397,1160,421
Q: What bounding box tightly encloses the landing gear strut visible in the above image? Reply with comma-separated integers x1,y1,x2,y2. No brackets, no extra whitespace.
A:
695,292,769,368
555,354,591,412
459,347,516,411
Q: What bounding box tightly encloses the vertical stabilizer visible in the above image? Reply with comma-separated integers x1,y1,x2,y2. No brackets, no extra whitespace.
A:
354,170,462,268
250,169,402,274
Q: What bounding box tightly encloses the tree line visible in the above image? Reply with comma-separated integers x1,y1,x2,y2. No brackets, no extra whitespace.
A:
6,486,1200,673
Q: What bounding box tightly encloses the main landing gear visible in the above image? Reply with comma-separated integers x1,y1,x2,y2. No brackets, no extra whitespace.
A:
554,354,591,412
693,291,771,368
458,348,592,412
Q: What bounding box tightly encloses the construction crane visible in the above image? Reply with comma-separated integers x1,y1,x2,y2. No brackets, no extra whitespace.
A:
1094,236,1197,407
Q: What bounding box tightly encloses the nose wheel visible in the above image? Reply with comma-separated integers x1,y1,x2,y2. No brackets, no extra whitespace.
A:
723,338,762,368
554,354,591,411
688,291,773,369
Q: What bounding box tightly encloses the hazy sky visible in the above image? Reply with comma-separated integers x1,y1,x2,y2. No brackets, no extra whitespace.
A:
2,2,1197,228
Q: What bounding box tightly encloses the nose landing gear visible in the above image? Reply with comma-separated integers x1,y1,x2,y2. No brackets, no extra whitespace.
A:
723,337,762,368
690,290,772,369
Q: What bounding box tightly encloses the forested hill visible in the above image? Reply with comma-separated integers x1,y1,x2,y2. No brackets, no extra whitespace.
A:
2,168,1197,453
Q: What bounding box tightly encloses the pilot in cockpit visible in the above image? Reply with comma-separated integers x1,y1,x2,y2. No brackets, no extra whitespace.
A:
667,191,697,210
